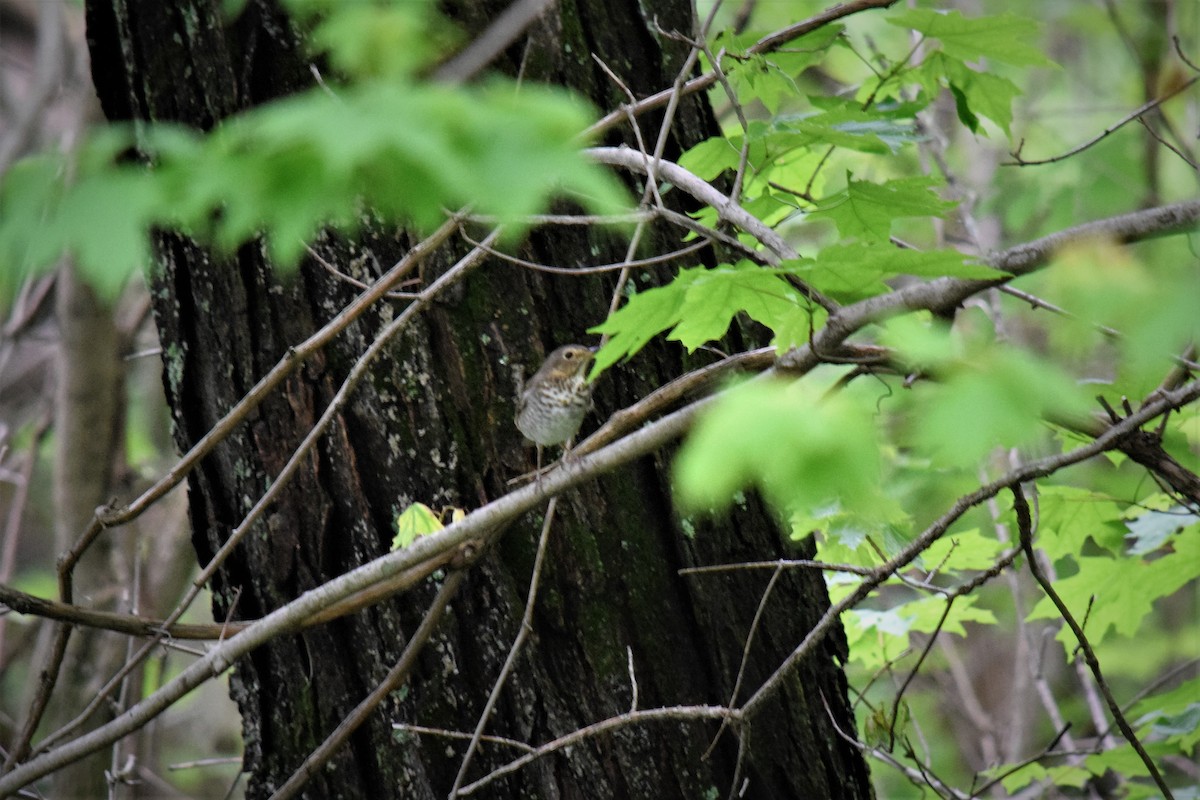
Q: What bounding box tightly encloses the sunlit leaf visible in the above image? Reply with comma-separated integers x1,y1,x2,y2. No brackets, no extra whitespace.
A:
992,762,1092,794
919,528,1005,572
787,243,1000,302
666,262,806,350
844,594,995,669
678,136,743,181
590,270,696,373
392,502,444,550
591,261,815,373
921,53,1021,136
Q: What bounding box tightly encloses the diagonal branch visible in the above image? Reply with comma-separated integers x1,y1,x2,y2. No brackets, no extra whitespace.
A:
270,569,469,800
585,0,900,138
1007,77,1198,166
1013,486,1174,800
739,380,1200,722
2,199,1196,795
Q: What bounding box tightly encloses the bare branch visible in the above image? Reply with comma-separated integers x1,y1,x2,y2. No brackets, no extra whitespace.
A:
585,0,900,138
449,497,561,796
460,227,712,275
1014,486,1174,799
62,215,461,575
1006,77,1198,166
433,0,553,83
740,381,1200,723
589,146,798,262
457,706,737,796
4,198,1196,795
270,570,468,800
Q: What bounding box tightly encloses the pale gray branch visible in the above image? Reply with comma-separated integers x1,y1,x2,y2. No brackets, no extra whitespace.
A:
3,198,1196,796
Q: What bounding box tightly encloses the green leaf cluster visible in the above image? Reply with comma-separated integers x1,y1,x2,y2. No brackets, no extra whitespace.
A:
880,315,1093,466
658,6,1198,796
711,25,846,115
1027,487,1200,649
589,260,819,372
844,595,996,670
674,378,882,517
0,80,628,298
809,176,956,242
887,8,1054,136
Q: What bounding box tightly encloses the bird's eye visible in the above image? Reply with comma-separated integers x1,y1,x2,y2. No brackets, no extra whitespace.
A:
564,351,575,359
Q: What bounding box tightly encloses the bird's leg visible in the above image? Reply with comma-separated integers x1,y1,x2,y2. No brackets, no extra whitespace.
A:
508,439,574,488
504,445,548,487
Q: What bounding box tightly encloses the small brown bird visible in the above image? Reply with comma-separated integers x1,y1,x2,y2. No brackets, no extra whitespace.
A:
516,344,596,473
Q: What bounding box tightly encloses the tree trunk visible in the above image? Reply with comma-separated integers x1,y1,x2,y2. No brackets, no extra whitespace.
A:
85,1,874,797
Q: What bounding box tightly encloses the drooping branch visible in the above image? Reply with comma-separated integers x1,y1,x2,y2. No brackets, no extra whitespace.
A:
587,146,799,262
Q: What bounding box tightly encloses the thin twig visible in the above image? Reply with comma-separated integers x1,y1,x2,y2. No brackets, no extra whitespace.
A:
18,216,464,763
458,705,737,796
574,346,775,457
0,413,51,665
968,724,1074,799
460,227,709,275
433,0,553,83
1138,114,1199,169
998,285,1122,339
28,222,489,760
389,724,534,753
589,147,798,262
886,548,1021,751
449,496,560,797
585,1,900,139
739,381,1200,723
822,691,967,799
679,557,874,577
306,244,422,299
270,569,468,800
0,549,455,642
1013,485,1174,800
1006,77,1198,166
704,562,782,758
2,197,1196,794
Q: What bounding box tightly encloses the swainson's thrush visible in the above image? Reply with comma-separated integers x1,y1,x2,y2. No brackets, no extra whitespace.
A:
516,344,596,472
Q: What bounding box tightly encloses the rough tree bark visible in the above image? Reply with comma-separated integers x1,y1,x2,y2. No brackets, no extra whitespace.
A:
85,1,875,797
